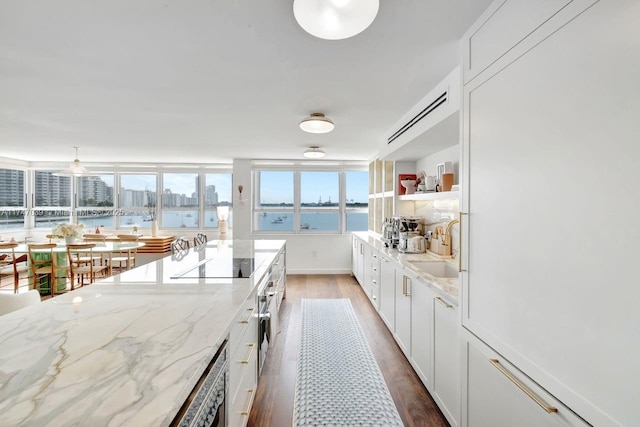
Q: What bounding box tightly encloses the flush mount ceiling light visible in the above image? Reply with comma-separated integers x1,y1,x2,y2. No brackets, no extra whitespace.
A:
299,113,335,134
303,146,326,158
293,0,379,40
53,146,95,176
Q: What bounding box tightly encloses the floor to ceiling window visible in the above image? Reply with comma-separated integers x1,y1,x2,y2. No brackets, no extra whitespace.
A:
0,168,25,230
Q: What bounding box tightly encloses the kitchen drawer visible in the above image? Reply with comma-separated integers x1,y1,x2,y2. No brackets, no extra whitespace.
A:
463,330,589,427
229,301,257,358
229,342,258,427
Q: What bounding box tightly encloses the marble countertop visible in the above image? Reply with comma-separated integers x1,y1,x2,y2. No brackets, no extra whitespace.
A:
0,239,285,427
353,232,459,304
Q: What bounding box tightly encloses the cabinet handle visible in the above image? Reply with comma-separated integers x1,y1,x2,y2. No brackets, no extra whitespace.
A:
372,267,377,272
489,359,558,413
239,343,255,364
240,388,255,416
434,296,453,308
402,275,407,296
381,258,389,263
360,244,364,255
372,295,377,300
372,279,377,284
240,307,255,324
459,212,468,273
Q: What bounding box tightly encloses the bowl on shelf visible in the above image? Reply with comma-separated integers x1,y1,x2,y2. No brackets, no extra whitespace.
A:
400,179,417,194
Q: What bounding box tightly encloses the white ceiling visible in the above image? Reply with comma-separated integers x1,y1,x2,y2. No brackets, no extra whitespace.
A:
0,0,492,164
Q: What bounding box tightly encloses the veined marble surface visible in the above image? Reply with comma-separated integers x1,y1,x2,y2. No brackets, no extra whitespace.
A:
0,239,285,427
353,232,459,304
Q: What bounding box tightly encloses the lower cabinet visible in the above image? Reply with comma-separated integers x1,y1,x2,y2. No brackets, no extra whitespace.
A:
409,276,433,389
462,330,589,427
394,268,412,355
433,295,460,427
378,255,395,331
228,299,259,427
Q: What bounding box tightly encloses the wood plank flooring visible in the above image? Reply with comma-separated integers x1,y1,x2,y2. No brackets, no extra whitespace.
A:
247,274,449,427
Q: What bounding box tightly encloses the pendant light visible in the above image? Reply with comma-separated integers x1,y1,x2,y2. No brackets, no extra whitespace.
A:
303,146,326,158
293,0,379,40
54,146,95,176
299,113,335,134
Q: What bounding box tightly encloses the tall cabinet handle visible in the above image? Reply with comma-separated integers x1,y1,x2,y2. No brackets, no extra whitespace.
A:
434,296,453,308
489,359,558,413
459,212,468,273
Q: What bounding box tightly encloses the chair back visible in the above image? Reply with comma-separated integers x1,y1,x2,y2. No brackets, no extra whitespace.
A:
27,243,57,272
171,237,190,254
193,233,207,247
0,242,20,283
83,233,107,242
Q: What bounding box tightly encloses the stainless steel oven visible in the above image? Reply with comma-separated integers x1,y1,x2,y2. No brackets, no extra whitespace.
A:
257,275,278,375
171,340,228,427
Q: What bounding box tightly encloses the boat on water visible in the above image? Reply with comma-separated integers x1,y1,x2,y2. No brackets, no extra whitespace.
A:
260,212,267,217
271,217,283,224
301,223,310,229
185,213,193,217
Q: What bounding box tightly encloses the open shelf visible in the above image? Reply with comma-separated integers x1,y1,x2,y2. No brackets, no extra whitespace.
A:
398,190,459,201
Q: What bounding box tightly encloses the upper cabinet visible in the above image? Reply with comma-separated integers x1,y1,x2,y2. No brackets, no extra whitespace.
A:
380,66,461,161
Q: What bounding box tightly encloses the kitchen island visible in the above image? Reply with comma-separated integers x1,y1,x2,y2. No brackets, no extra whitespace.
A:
0,239,285,427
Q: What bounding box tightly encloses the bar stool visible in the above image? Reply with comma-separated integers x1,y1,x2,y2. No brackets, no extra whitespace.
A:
67,243,108,289
28,243,67,296
193,233,208,248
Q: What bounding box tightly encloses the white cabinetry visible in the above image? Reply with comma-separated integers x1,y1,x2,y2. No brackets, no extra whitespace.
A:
228,298,258,427
409,276,433,389
394,268,412,355
352,236,365,286
461,1,639,425
432,296,460,427
378,255,395,331
462,331,589,427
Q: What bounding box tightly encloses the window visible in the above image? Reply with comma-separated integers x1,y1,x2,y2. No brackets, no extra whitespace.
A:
253,168,368,233
119,174,157,230
0,168,25,230
76,175,115,229
161,173,199,228
34,171,71,228
345,171,368,232
204,173,233,228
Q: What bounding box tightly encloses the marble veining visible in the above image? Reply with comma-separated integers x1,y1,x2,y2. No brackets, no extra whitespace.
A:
0,239,285,427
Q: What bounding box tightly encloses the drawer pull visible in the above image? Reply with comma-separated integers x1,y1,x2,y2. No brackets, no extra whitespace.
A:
372,267,377,272
489,359,558,413
240,307,255,324
372,279,377,284
239,343,255,364
372,254,377,259
434,296,453,308
240,389,255,416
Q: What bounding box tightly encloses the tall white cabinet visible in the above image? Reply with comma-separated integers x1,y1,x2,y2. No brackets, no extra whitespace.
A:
461,1,640,426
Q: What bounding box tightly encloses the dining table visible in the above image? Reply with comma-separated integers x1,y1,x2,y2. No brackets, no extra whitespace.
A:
0,240,145,294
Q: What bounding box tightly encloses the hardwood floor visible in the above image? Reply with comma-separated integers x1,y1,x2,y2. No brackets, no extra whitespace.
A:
247,274,449,427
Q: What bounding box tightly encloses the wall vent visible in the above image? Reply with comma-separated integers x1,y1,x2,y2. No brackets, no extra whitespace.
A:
387,91,448,145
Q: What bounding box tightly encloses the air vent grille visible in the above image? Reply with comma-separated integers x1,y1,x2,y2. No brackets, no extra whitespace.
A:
387,91,447,145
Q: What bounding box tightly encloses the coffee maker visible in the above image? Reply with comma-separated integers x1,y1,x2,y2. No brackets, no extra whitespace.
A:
381,217,401,248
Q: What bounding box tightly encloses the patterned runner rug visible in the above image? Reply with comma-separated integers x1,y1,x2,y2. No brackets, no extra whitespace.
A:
293,299,403,426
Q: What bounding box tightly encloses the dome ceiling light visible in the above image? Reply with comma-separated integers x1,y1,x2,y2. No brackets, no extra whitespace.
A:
53,146,95,176
299,113,335,134
293,0,379,40
303,146,326,158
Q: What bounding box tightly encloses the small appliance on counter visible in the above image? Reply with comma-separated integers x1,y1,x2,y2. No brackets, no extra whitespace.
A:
382,217,401,248
398,231,425,253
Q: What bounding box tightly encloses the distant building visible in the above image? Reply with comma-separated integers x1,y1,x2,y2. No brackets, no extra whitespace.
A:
35,171,71,206
0,169,24,206
206,185,219,205
79,177,113,206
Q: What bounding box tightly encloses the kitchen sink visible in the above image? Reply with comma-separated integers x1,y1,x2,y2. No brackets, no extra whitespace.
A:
408,261,459,278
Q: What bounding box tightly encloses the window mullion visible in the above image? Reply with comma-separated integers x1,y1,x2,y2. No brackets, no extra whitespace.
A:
294,171,301,233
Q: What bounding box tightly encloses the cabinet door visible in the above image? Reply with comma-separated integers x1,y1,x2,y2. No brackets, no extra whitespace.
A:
352,237,365,285
379,256,395,331
463,331,589,427
394,268,412,355
433,296,460,427
409,277,433,389
462,2,639,425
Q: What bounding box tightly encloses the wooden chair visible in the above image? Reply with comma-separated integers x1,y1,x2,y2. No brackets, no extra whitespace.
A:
193,233,207,248
66,243,108,289
28,243,67,296
82,233,108,267
106,235,140,274
0,242,28,294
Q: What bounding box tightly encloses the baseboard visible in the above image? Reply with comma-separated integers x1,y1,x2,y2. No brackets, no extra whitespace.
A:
286,268,352,275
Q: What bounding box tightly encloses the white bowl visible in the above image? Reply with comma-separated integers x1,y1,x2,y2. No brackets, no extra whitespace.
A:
401,179,417,194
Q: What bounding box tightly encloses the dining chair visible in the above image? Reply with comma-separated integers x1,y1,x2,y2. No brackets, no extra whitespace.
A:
106,235,140,274
171,237,190,254
66,243,108,289
28,243,67,296
0,242,28,294
193,233,207,248
0,289,41,317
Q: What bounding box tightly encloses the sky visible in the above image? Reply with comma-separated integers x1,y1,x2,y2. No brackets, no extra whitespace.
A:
260,171,368,204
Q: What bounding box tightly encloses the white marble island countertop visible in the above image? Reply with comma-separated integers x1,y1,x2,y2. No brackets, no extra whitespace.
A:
0,239,285,427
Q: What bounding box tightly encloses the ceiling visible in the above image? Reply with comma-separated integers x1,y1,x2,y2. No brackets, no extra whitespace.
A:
0,0,492,164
